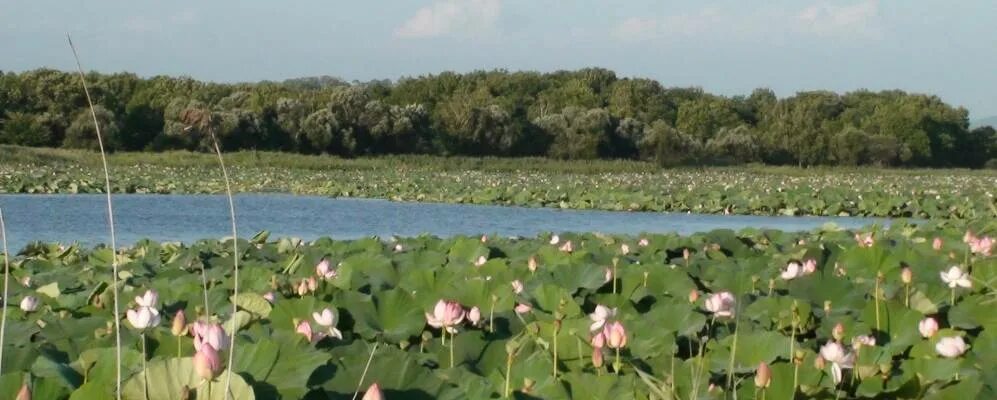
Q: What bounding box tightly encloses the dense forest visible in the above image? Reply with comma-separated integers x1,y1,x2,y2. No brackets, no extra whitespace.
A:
0,68,994,167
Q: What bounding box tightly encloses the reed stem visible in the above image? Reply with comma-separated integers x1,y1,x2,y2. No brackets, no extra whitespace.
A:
211,131,240,400
0,209,10,375
68,35,122,400
351,342,380,400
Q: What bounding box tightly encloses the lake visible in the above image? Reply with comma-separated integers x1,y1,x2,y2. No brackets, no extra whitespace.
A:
0,194,891,250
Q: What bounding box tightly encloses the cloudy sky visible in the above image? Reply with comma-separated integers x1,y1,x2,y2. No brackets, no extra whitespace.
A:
1,0,995,117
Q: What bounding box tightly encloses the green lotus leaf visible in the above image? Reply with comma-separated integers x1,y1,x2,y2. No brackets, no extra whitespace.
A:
231,292,272,318
122,357,255,400
346,288,426,343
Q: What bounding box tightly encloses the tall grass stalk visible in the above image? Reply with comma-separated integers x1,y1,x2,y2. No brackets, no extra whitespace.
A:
351,342,380,400
0,209,10,375
68,35,122,400
210,131,241,400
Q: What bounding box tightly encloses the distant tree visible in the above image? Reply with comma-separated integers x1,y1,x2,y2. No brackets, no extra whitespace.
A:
538,107,612,160
63,106,121,150
705,125,760,164
675,97,741,140
638,120,702,166
0,111,53,147
829,126,868,166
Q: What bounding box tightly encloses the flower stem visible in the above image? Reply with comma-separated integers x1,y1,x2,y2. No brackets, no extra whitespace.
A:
951,287,956,306
874,277,881,332
449,331,455,368
612,258,618,295
141,333,148,400
0,209,10,376
552,327,558,380
504,352,513,398
177,335,182,358
614,347,621,375
904,283,910,308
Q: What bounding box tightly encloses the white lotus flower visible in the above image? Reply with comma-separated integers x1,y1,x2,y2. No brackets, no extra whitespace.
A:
780,261,803,280
19,296,39,312
126,306,161,330
851,335,876,350
134,289,158,308
939,266,971,288
589,305,617,332
935,336,967,358
549,235,560,245
511,280,524,294
819,341,854,368
312,307,343,339
704,292,736,318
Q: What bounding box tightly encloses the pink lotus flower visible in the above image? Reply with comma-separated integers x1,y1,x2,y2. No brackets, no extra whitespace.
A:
688,289,699,303
851,335,876,350
780,261,811,280
620,244,630,255
126,306,160,330
638,238,649,247
316,259,336,279
919,317,939,338
172,310,187,336
528,256,538,272
296,279,309,296
135,289,158,308
467,306,482,327
307,277,318,292
514,303,532,314
819,341,854,384
313,308,344,339
263,292,276,304
193,343,223,380
549,235,560,245
935,336,968,358
192,321,229,351
589,305,617,332
511,280,524,294
591,347,604,367
802,259,817,274
901,267,913,284
16,382,30,400
704,292,735,318
362,383,385,400
969,236,994,256
932,237,943,251
755,362,771,388
425,300,465,334
603,321,627,349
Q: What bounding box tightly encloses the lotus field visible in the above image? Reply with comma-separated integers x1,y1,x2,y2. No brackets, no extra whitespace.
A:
0,219,993,399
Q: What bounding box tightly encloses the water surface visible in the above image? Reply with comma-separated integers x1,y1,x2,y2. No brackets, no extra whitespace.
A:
0,194,889,250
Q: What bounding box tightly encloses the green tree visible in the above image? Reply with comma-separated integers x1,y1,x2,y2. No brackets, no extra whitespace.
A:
0,111,53,146
63,106,121,150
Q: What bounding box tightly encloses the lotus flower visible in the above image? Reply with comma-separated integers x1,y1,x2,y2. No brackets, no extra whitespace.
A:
126,307,161,330
851,335,876,350
589,305,617,332
780,261,804,280
511,280,524,294
193,343,222,380
313,308,344,339
549,235,560,245
819,341,854,383
362,383,384,400
171,310,187,336
296,279,309,296
263,292,276,304
940,266,972,288
604,267,613,284
307,277,318,292
425,300,465,334
935,336,967,358
688,289,699,303
802,259,816,274
932,237,943,250
393,243,404,252
855,232,874,248
514,303,532,314
620,244,630,255
296,320,314,342
704,292,735,318
528,256,538,272
969,236,994,256
832,322,845,341
638,238,649,247
19,296,39,312
15,383,29,400
603,321,627,349
315,259,336,279
919,317,939,338
591,347,604,367
192,321,229,351
467,306,482,327
755,362,771,388
559,241,573,253
135,289,158,308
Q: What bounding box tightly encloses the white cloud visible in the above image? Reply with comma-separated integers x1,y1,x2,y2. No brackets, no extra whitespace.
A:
796,0,880,38
395,0,502,39
122,9,200,34
613,1,882,42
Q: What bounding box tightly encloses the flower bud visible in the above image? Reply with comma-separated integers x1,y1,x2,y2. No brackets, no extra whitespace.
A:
171,310,187,336
832,323,845,341
193,344,222,380
932,237,943,251
814,355,826,370
688,289,699,303
15,383,30,400
527,256,538,272
361,383,384,400
754,362,771,388
918,317,939,338
591,348,604,368
900,267,912,284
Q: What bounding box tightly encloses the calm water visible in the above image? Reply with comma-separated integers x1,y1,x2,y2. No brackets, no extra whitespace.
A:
0,194,888,251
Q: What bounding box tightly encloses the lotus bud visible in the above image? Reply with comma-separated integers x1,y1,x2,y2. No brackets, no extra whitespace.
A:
263,291,276,304
688,289,699,303
474,255,487,267
361,383,384,400
932,237,943,250
511,280,524,294
591,347,604,368
20,276,31,288
514,303,532,314
172,310,187,336
638,238,649,246
755,362,771,388
604,267,613,284
467,306,482,327
296,280,309,296
604,321,627,349
193,344,222,380
832,323,845,341
823,300,832,314
900,267,912,284
16,383,29,400
527,256,538,272
591,331,606,348
683,248,690,261
522,378,535,393
794,350,805,364
559,241,573,253
935,336,967,358
814,355,826,370
307,277,317,292
620,244,630,255
480,235,488,243
918,317,939,338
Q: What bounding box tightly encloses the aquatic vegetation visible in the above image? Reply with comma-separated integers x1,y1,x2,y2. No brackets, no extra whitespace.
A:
0,220,991,399
2,147,996,219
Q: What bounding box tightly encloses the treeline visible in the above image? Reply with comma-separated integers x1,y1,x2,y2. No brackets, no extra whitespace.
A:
1,68,994,167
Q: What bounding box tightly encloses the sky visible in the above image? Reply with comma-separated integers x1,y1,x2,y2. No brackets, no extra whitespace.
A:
1,0,995,118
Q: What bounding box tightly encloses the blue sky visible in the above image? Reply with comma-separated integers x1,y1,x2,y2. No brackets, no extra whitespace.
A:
1,0,995,117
